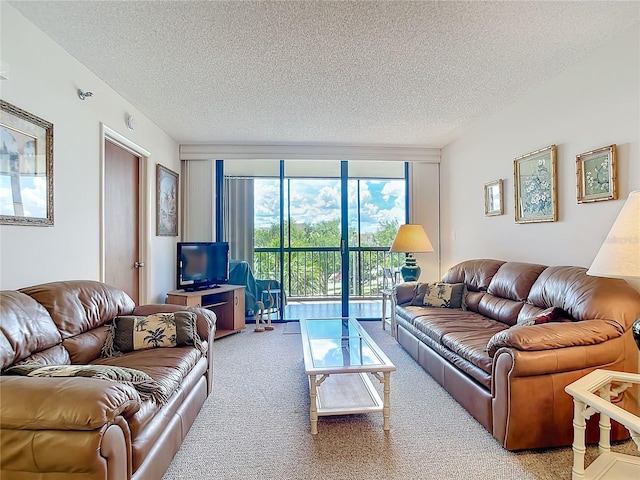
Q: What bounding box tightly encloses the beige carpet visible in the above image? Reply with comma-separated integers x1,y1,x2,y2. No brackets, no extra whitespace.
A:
163,322,638,480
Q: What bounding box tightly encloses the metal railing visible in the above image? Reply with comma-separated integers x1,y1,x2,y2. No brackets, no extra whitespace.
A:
253,247,404,299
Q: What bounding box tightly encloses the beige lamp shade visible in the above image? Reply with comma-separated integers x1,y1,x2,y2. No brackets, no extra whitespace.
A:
587,190,640,279
390,224,434,253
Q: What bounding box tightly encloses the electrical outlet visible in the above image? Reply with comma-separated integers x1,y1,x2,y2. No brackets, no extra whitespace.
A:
452,230,457,241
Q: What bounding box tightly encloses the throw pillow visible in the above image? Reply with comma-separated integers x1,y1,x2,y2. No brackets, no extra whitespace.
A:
516,307,563,327
101,311,204,358
422,282,466,309
409,283,429,305
4,364,167,404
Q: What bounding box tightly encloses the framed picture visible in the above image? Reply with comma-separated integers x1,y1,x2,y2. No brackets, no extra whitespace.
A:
514,144,557,224
156,164,179,236
484,179,503,216
576,144,617,203
0,100,54,226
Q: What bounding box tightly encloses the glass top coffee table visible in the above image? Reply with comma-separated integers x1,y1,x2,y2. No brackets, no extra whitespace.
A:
299,317,396,434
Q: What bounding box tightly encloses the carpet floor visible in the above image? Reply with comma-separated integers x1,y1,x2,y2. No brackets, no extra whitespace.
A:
162,322,638,480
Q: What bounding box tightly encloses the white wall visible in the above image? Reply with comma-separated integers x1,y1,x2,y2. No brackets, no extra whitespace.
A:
0,4,181,302
440,24,639,273
410,162,440,281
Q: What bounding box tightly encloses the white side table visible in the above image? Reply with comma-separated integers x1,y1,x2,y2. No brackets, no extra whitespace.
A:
565,369,640,480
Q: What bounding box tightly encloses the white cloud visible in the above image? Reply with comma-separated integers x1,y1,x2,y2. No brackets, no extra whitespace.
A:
0,175,47,217
254,178,405,232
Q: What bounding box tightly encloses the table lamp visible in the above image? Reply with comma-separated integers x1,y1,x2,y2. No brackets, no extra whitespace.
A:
389,224,434,282
586,190,640,349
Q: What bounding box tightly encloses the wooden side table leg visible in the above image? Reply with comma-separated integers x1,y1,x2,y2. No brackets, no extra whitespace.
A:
309,374,318,435
571,398,587,480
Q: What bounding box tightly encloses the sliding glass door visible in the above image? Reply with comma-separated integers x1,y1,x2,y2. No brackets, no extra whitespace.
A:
224,159,406,319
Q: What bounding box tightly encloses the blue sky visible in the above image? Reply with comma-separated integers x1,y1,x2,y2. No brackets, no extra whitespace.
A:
254,178,405,234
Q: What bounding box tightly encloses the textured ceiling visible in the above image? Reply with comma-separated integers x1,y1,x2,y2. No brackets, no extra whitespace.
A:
8,1,640,147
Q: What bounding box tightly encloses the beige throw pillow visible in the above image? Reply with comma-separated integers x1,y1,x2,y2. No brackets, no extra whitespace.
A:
422,282,466,309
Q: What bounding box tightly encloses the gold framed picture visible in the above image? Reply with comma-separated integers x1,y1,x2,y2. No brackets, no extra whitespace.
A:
156,164,179,236
576,144,617,203
514,144,557,224
484,179,503,216
0,100,54,226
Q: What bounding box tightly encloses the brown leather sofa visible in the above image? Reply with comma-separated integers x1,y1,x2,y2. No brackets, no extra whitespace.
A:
0,280,216,479
394,259,640,451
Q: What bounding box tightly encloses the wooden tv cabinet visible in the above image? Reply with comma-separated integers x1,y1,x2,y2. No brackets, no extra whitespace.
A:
166,285,246,339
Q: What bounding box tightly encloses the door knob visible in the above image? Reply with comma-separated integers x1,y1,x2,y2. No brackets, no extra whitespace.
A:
134,261,145,268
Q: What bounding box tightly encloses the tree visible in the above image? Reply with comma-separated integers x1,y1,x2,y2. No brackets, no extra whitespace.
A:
372,219,399,247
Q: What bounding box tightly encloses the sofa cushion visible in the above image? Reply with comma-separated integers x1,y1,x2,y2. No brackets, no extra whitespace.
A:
63,325,111,364
438,320,508,374
4,363,167,404
528,266,640,328
410,309,502,345
477,294,526,326
92,345,201,400
486,262,547,301
102,312,203,357
441,259,505,292
19,281,136,339
0,291,62,370
422,282,465,309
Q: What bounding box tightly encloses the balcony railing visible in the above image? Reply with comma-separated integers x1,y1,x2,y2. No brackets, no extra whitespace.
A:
253,247,404,299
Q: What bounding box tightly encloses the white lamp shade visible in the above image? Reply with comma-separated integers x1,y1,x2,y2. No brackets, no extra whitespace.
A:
390,224,434,253
587,190,640,279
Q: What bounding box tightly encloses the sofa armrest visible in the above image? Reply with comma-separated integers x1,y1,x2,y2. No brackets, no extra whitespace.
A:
0,376,140,430
395,282,419,306
487,319,623,357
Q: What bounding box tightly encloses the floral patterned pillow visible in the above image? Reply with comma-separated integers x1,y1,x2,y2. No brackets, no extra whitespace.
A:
101,311,203,357
422,282,466,309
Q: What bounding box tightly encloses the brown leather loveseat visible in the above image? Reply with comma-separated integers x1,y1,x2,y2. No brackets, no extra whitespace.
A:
0,280,216,479
394,259,640,451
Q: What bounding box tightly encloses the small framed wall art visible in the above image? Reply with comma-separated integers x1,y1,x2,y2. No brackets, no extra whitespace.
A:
513,144,557,224
484,179,503,216
156,164,179,236
575,144,617,203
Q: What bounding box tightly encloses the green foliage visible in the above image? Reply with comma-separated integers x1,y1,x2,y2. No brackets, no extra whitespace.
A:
372,219,400,247
254,219,403,297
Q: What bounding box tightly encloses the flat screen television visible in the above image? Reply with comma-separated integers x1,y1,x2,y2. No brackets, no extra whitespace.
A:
176,242,229,291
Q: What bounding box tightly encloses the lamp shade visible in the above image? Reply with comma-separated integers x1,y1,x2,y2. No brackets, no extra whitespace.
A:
587,190,640,279
390,224,434,253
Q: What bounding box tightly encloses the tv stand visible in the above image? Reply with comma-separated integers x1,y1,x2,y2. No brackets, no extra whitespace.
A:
166,285,245,339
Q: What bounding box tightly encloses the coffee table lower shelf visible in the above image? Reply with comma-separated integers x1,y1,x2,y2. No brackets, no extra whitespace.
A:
578,452,640,480
313,372,383,416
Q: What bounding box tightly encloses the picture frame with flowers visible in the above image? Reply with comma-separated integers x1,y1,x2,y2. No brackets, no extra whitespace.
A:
514,144,557,223
575,144,617,204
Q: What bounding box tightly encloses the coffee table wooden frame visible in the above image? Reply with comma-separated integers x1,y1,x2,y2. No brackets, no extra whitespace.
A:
299,317,396,434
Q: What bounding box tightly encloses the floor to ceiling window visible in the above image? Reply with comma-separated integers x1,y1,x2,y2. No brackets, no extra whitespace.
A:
224,159,407,317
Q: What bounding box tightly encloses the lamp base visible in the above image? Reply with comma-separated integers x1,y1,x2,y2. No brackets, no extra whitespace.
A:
400,255,421,282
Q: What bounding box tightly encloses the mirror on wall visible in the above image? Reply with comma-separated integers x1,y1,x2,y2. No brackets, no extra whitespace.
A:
0,100,53,226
